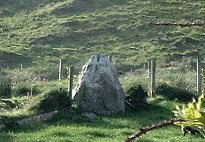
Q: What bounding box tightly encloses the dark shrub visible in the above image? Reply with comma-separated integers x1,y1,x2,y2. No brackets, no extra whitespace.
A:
0,77,12,97
156,83,196,102
36,88,71,113
0,99,16,109
14,83,39,96
15,83,30,96
125,84,148,110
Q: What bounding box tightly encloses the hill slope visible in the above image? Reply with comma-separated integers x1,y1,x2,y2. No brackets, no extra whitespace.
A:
0,0,205,73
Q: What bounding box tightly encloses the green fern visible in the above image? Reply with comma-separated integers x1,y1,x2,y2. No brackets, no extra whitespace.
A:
173,92,205,137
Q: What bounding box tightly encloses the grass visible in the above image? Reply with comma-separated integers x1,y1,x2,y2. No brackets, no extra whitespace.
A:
0,98,204,142
0,0,205,77
0,67,201,141
120,66,198,95
0,79,72,118
0,72,204,142
1,1,205,141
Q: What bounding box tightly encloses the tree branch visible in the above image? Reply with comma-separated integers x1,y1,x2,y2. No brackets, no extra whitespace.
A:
124,119,184,142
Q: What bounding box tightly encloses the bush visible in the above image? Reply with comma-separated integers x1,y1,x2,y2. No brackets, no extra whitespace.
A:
125,84,148,110
158,71,196,92
156,83,196,102
0,77,12,97
0,99,17,109
14,83,40,96
36,88,71,113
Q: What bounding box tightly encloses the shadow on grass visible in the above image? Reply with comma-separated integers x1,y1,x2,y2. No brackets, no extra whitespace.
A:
48,103,173,130
52,0,129,16
0,114,29,130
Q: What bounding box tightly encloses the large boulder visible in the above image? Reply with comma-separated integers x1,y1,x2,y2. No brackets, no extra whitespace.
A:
73,54,125,115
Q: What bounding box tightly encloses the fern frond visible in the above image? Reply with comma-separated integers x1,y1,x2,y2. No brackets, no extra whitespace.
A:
173,92,205,137
197,93,205,110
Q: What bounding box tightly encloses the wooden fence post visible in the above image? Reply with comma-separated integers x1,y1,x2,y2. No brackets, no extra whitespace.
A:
196,55,202,94
148,59,151,77
151,58,156,97
109,54,112,62
59,59,62,81
144,60,147,71
68,66,74,101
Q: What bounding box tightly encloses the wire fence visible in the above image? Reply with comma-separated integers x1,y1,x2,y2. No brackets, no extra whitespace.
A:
1,54,204,97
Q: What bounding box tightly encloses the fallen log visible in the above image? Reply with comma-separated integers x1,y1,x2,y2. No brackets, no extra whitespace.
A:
17,110,58,126
0,110,58,130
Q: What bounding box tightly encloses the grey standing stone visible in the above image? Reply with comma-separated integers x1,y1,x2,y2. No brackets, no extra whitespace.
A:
73,54,125,115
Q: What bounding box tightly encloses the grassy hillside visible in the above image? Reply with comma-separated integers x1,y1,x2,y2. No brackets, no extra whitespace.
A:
1,1,205,141
0,0,205,74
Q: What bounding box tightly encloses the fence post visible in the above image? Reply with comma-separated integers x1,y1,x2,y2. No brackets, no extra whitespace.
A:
151,58,156,97
68,66,74,101
109,54,112,62
148,59,151,77
59,59,62,81
196,55,202,94
30,86,33,97
144,60,147,70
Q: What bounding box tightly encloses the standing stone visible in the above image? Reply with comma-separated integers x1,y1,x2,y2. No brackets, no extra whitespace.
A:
73,54,125,115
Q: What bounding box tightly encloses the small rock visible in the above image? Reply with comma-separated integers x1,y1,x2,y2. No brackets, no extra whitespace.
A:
82,112,97,119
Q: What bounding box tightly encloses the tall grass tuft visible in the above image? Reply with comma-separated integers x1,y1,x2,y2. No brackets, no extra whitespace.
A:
33,87,71,113
0,77,12,98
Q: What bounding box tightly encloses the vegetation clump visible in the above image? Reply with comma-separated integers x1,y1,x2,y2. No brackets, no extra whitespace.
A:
156,83,195,102
125,84,148,110
0,99,16,109
14,83,40,96
0,77,12,98
36,88,71,113
174,93,205,137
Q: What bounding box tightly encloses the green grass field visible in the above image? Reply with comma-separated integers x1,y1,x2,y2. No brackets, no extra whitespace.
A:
0,98,204,142
0,63,204,142
1,0,205,141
